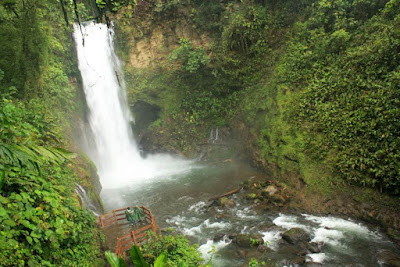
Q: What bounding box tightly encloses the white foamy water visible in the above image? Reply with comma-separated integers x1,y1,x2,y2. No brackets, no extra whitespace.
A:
73,22,195,188
183,219,230,236
311,227,345,247
198,238,232,262
260,230,282,250
189,201,206,213
303,214,372,236
306,253,327,263
273,214,310,231
302,214,379,249
236,207,258,220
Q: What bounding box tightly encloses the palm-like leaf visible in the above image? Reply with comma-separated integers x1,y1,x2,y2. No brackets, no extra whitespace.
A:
105,251,126,267
130,245,148,267
154,253,167,267
0,143,76,190
0,144,76,167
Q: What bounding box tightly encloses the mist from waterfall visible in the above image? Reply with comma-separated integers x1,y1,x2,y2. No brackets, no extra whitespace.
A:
73,22,194,189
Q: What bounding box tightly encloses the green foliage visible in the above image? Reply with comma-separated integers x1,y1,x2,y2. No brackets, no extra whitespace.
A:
169,38,210,74
277,0,400,193
106,246,168,267
0,96,102,266
130,245,148,267
189,0,224,32
221,3,267,54
153,0,186,17
154,253,167,267
141,233,204,267
248,258,266,267
105,251,127,267
129,245,167,267
120,0,400,194
95,0,137,12
0,1,103,266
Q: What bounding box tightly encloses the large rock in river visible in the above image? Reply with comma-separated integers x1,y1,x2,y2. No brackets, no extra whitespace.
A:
282,228,311,245
218,197,235,208
236,234,264,248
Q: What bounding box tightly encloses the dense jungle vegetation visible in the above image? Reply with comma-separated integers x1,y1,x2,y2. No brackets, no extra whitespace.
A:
0,0,108,266
116,0,400,195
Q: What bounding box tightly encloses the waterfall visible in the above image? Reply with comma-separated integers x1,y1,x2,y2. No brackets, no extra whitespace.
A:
73,22,193,189
75,184,101,216
209,127,219,143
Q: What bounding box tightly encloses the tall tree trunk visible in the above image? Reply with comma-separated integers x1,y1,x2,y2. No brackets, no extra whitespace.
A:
58,0,69,27
104,0,114,11
73,0,84,43
73,0,81,26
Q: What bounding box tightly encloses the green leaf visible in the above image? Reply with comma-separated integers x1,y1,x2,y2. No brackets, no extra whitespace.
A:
118,258,127,267
105,251,125,267
0,207,8,217
154,253,167,267
0,169,5,190
130,245,148,267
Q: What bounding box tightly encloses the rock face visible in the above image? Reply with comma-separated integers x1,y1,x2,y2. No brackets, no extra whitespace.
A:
282,228,311,245
131,100,161,135
376,249,400,267
236,234,264,248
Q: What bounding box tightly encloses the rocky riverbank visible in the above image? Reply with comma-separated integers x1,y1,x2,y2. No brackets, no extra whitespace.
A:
194,175,400,266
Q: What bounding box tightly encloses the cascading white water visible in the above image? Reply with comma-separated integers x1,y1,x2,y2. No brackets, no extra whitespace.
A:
74,22,193,189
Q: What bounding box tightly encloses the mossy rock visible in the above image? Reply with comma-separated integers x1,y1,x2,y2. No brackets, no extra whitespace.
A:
236,234,264,248
282,228,311,245
218,197,235,208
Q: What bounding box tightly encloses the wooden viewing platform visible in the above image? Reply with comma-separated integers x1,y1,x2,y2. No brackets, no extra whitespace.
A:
97,206,158,257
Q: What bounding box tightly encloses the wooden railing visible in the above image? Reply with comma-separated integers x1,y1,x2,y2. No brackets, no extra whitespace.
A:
97,206,158,257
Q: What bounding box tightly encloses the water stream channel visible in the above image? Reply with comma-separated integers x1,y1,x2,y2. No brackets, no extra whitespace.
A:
73,22,399,267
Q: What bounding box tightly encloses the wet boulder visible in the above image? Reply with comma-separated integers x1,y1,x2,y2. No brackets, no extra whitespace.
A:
236,234,264,248
376,249,400,267
270,194,286,203
282,228,311,245
257,245,272,253
278,243,307,256
278,259,300,267
213,233,225,242
218,197,235,208
292,256,306,265
259,219,276,231
228,234,237,243
235,249,259,261
216,213,225,220
304,262,323,267
387,228,400,247
307,242,323,253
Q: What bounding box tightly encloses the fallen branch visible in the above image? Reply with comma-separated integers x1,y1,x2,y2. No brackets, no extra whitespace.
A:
208,188,242,201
